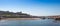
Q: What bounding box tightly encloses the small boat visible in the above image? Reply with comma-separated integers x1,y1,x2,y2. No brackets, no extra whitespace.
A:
55,18,60,20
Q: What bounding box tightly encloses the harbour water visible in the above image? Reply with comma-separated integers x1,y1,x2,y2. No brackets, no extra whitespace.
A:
0,19,60,26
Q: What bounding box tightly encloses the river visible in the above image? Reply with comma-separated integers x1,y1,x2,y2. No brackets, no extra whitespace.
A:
0,19,60,26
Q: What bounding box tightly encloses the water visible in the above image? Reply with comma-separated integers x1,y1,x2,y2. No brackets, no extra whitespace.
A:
0,19,60,26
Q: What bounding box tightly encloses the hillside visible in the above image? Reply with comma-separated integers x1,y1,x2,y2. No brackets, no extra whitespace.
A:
0,11,31,18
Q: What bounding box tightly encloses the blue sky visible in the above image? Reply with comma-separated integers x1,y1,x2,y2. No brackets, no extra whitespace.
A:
0,0,60,16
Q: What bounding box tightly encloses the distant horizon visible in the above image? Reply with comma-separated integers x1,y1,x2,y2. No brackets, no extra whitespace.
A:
0,10,60,16
0,0,60,16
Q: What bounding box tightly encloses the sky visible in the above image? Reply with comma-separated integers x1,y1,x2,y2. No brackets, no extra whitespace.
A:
0,0,60,16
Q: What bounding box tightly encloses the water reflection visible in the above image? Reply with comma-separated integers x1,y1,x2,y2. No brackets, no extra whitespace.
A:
53,19,60,23
0,19,60,26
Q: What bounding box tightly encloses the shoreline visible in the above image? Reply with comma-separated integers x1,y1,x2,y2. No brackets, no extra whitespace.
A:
1,18,41,20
